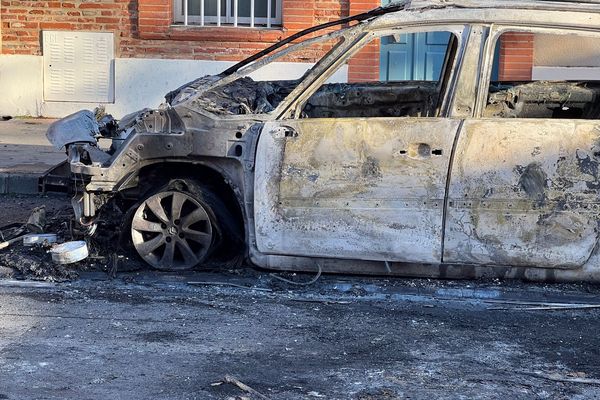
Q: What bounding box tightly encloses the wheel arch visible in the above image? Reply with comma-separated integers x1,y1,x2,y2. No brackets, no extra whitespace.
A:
117,159,247,248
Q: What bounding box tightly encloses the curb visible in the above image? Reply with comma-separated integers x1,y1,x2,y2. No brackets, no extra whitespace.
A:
0,173,40,194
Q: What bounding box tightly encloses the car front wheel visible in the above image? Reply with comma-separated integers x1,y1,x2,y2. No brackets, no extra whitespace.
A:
130,190,215,270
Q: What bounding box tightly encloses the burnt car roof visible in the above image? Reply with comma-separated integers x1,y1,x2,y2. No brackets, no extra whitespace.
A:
404,0,600,13
372,0,600,33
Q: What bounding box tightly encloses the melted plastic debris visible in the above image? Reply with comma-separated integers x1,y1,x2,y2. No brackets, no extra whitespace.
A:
193,77,296,115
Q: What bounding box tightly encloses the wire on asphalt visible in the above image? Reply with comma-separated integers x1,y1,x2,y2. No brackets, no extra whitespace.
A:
269,263,322,286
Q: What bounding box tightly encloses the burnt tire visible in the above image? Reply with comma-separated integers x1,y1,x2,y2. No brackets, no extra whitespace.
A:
127,179,241,271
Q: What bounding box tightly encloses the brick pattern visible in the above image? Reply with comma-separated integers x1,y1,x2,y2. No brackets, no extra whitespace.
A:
347,0,379,82
498,32,534,81
1,0,137,55
1,0,351,63
138,0,172,38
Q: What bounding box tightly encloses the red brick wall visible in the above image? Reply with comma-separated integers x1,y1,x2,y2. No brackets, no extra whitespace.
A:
498,32,534,81
1,0,137,55
347,0,379,82
1,2,539,88
1,0,351,63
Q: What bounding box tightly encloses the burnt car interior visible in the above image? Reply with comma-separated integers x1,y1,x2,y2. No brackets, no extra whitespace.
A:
194,31,459,118
198,27,600,121
301,33,458,118
193,77,299,115
302,81,441,118
485,81,600,119
191,35,348,115
484,31,600,119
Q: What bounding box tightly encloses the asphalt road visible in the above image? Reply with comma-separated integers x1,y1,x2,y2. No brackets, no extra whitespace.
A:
2,194,600,399
0,271,599,400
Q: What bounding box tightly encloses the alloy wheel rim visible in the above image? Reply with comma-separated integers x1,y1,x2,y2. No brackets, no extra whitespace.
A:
131,191,213,270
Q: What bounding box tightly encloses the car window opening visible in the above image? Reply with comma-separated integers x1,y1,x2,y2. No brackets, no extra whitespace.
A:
185,30,458,118
484,31,600,119
301,31,458,119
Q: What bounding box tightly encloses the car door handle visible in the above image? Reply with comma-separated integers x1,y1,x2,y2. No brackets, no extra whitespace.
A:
404,143,443,159
284,127,298,138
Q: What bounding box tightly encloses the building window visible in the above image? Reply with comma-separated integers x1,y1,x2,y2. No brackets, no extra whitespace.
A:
173,0,282,27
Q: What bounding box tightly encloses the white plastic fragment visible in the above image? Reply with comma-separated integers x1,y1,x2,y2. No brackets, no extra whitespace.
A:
23,233,58,247
50,241,89,264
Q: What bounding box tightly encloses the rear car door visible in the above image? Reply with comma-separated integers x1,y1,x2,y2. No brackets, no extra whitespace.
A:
443,27,600,269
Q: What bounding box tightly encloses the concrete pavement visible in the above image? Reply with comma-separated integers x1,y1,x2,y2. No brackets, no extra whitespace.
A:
0,118,64,194
0,273,600,399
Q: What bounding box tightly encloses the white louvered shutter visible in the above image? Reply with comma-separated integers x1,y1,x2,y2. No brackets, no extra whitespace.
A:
43,31,114,103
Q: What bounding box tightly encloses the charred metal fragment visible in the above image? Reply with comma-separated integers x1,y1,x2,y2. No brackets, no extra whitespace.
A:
97,114,118,137
485,81,600,119
190,78,297,115
39,160,72,194
165,76,220,105
46,110,99,149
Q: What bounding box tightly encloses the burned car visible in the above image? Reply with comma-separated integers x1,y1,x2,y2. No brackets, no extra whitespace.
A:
47,0,600,282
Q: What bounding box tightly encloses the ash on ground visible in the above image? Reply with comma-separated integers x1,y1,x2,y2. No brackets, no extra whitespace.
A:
0,194,145,281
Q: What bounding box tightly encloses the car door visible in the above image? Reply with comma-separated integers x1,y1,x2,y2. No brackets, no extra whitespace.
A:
253,26,469,264
254,118,460,263
443,27,600,269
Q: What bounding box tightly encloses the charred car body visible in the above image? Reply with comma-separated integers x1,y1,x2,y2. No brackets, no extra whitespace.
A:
47,0,600,281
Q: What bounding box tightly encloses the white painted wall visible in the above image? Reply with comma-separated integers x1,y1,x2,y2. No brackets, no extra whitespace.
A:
113,58,233,115
532,66,600,80
0,55,348,118
0,55,44,116
533,33,600,81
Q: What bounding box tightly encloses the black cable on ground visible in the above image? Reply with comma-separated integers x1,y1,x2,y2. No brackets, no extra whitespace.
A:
269,263,322,286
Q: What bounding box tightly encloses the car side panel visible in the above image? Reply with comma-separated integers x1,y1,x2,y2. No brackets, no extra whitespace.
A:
444,118,600,268
254,117,460,264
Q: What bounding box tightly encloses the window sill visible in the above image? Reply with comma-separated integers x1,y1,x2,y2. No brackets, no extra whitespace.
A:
139,24,286,42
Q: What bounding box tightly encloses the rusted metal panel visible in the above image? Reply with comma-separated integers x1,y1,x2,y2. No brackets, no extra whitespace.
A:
444,119,600,268
407,0,600,13
373,7,600,32
254,117,460,264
